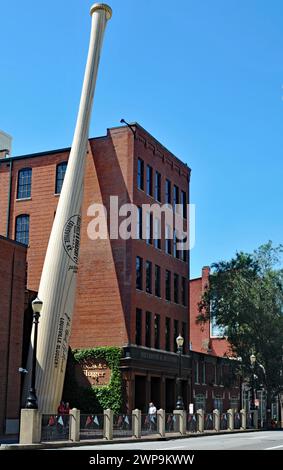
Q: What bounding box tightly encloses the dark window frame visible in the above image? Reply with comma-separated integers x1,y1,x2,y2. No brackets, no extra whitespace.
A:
155,264,161,297
135,308,142,345
146,260,152,294
165,270,171,301
155,170,161,202
165,317,171,351
136,256,143,290
17,168,32,199
55,161,67,194
154,314,160,349
146,164,153,196
137,158,144,190
15,214,30,245
145,311,152,347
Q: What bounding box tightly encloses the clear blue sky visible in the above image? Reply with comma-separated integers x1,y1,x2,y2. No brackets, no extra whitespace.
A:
1,0,282,278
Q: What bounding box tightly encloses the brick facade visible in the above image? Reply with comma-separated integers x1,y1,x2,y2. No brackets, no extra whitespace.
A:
0,236,27,435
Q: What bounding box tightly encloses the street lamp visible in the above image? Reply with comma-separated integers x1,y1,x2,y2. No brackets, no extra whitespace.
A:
175,334,184,410
250,353,256,411
25,297,43,409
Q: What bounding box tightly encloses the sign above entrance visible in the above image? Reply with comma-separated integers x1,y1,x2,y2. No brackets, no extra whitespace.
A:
75,359,111,387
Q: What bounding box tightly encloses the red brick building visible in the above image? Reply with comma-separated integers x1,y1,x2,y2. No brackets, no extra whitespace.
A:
0,123,191,412
0,236,27,435
0,123,240,415
190,266,230,357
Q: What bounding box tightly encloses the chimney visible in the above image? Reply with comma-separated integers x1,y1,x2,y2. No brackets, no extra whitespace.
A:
0,130,12,158
201,266,210,291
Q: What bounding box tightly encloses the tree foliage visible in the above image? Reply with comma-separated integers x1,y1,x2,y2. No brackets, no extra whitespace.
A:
198,241,283,394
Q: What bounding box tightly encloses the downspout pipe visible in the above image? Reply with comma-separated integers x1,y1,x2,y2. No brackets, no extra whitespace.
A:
6,159,13,238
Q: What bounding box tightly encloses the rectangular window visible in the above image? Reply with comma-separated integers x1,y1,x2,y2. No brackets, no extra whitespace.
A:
154,314,160,349
15,214,30,245
174,273,179,304
165,317,171,351
17,168,32,199
155,265,161,297
165,270,171,301
155,171,161,202
135,308,142,345
173,230,177,258
202,362,206,384
153,217,161,249
146,165,153,196
173,185,179,211
136,256,143,290
174,319,179,352
145,311,152,347
181,277,187,306
146,260,152,294
165,224,172,255
146,212,153,244
210,311,226,338
194,361,199,384
137,158,144,190
173,230,180,259
181,190,187,219
137,206,143,239
56,162,67,194
165,179,171,204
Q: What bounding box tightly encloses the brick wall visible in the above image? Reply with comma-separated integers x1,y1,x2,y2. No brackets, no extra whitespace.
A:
0,236,27,435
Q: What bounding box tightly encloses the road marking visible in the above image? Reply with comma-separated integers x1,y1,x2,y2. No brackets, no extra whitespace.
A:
265,444,283,450
163,446,188,450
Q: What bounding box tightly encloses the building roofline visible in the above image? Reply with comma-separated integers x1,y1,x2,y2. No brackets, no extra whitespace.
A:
190,276,202,282
0,234,27,249
117,122,192,173
1,123,191,171
0,146,71,163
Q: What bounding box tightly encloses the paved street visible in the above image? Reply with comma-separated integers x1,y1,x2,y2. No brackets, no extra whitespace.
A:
57,431,283,451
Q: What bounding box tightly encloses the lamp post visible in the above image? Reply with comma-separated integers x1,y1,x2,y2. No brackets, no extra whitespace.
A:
250,353,256,411
175,334,184,410
25,297,43,409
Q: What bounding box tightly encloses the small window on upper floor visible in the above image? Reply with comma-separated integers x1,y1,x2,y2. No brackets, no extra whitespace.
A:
55,162,67,194
17,168,32,199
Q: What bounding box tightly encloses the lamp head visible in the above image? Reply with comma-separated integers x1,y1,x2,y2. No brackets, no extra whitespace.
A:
32,297,43,314
250,354,256,365
176,334,184,348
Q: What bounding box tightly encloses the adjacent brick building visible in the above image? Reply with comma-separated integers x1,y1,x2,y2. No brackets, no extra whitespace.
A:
190,266,230,357
0,236,27,435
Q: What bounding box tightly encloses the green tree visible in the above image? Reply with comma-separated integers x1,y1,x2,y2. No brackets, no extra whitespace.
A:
198,241,283,396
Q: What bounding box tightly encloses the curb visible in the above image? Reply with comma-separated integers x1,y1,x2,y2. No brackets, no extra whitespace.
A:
0,428,265,450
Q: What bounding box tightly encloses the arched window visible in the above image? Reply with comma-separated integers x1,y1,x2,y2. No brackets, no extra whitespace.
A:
15,214,30,245
17,168,32,199
55,162,67,194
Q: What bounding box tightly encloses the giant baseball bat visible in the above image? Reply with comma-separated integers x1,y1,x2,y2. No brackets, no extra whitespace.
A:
33,3,112,413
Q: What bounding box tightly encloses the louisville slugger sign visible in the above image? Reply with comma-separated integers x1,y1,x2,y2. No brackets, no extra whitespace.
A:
33,3,112,413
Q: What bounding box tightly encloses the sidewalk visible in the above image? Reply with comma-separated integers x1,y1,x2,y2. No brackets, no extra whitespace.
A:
0,428,262,450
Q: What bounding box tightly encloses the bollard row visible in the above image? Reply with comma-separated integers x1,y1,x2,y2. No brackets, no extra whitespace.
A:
19,407,256,444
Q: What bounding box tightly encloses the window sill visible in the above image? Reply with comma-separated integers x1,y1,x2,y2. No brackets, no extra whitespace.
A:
16,197,32,202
